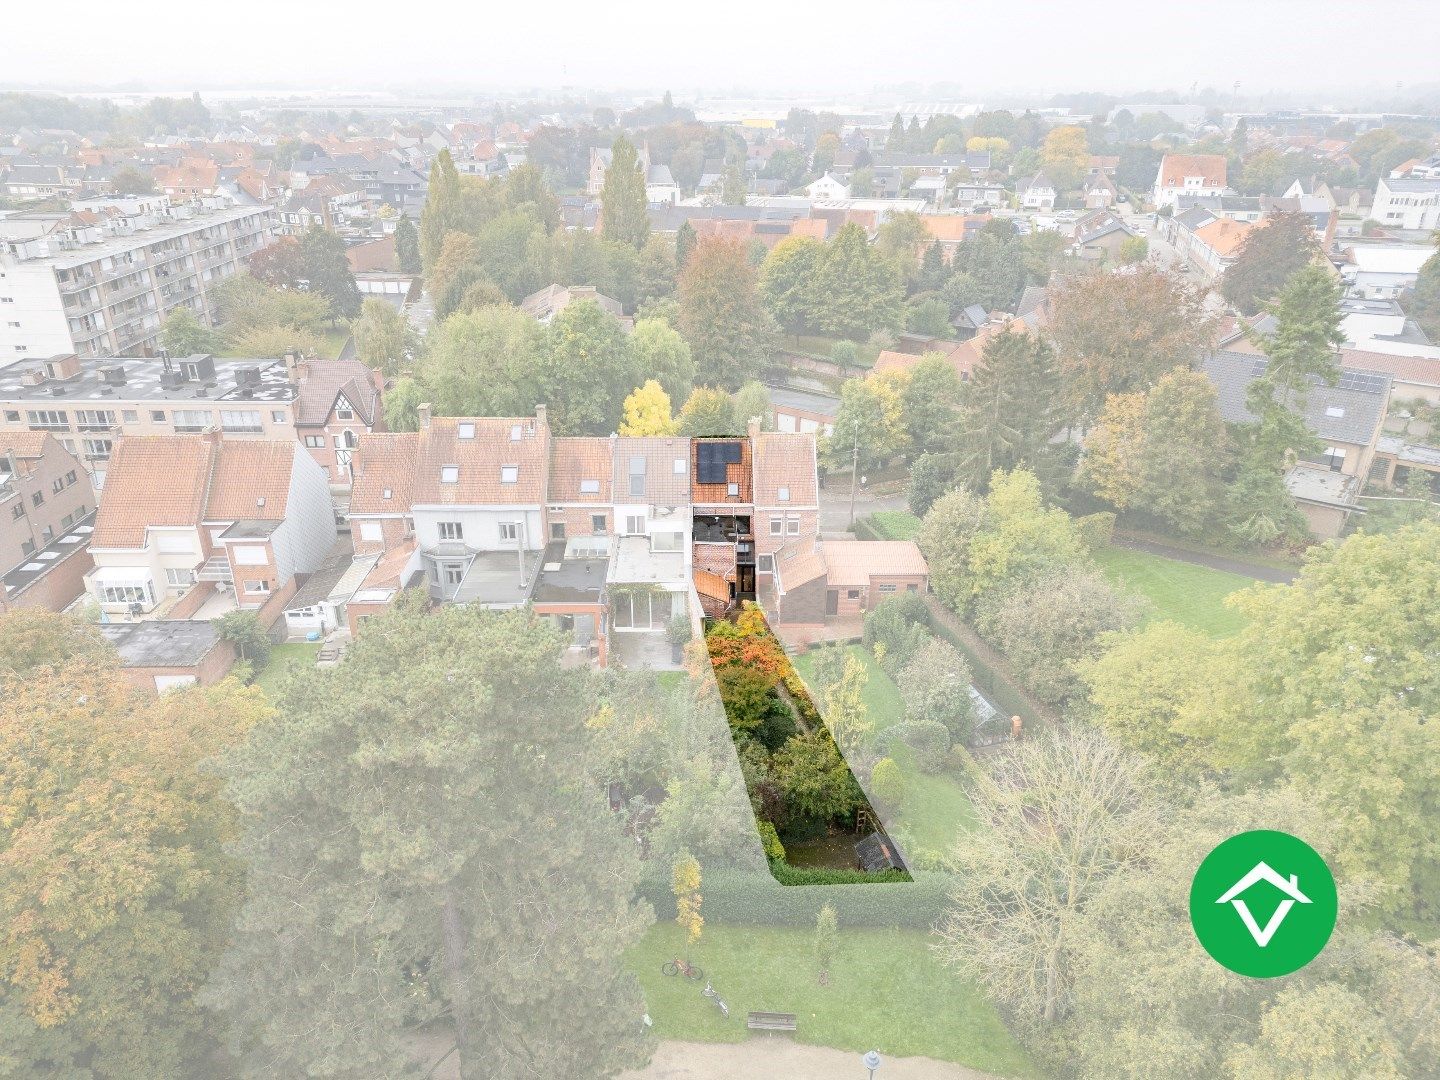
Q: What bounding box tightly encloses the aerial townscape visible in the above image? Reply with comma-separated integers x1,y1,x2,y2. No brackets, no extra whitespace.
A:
1,7,1438,1079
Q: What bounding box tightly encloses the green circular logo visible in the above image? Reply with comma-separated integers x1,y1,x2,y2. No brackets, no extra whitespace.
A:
1189,830,1337,978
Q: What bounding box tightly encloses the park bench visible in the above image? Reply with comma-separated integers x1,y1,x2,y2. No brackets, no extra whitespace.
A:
746,1011,798,1035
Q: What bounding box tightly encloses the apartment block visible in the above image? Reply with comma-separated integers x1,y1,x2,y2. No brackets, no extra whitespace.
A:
0,194,275,359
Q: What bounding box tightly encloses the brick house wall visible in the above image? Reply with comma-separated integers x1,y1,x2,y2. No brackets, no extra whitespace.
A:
118,637,238,694
0,541,92,613
351,515,410,556
545,506,611,541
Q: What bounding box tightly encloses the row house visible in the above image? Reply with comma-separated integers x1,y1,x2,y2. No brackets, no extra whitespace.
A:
345,411,830,665
0,351,382,485
0,432,96,612
1152,154,1228,208
86,434,337,618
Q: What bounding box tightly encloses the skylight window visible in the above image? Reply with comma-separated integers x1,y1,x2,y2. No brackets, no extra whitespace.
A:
501,466,519,484
1325,406,1345,418
778,486,790,502
441,466,459,484
382,487,393,500
580,479,600,493
458,422,476,439
510,424,523,441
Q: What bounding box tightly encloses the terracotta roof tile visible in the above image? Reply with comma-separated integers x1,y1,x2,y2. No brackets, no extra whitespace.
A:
412,416,549,506
204,441,295,521
549,437,614,502
1158,153,1228,188
752,432,817,506
611,437,693,505
350,432,420,514
91,436,213,548
821,540,929,587
0,431,52,460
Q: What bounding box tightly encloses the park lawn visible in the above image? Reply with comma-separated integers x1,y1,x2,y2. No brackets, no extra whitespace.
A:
785,334,883,368
629,923,1036,1077
253,642,321,697
866,510,922,540
793,645,977,857
1094,546,1253,638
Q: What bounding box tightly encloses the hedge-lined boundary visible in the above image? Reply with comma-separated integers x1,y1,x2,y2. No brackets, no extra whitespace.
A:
639,868,952,929
852,517,882,541
924,598,1058,730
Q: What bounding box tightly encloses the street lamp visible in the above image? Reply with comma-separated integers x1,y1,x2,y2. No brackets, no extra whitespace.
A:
862,1050,882,1079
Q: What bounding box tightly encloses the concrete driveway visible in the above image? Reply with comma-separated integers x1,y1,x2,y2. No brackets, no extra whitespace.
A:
621,1040,1005,1080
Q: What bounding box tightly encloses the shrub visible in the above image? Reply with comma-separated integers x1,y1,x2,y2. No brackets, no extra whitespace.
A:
862,592,932,675
888,719,952,773
215,610,271,666
831,339,859,366
897,638,975,744
1075,510,1117,552
639,868,948,924
973,564,1145,706
757,820,786,863
869,757,906,813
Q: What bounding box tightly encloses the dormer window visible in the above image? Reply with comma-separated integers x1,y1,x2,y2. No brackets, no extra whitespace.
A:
580,479,600,494
441,466,459,484
500,466,519,484
458,422,475,439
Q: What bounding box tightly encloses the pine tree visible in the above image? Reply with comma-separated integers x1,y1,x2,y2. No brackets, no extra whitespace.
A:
814,222,904,340
600,136,650,249
675,220,697,270
721,163,747,206
918,239,950,292
206,599,654,1079
393,214,420,273
888,112,905,148
957,330,1064,492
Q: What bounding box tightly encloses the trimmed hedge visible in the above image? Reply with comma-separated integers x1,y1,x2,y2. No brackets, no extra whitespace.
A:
768,862,910,887
929,616,1046,733
638,867,953,929
852,517,882,541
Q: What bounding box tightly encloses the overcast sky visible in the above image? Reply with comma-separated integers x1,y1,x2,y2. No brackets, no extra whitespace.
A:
5,1,1437,102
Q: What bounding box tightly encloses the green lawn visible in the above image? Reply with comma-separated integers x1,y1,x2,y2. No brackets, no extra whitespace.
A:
793,645,977,858
785,334,883,368
864,510,922,540
629,923,1036,1077
253,642,321,697
318,327,351,360
1094,546,1253,638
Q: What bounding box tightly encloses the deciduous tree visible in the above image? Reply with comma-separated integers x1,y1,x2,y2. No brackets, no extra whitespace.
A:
620,379,678,435
600,136,650,249
677,236,776,389
1220,212,1320,315
351,296,414,376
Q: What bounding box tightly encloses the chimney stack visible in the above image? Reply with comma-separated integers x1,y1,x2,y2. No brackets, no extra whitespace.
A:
417,402,432,430
747,416,761,442
535,403,548,432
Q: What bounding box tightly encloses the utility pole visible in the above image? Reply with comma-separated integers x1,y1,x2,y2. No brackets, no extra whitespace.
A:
848,439,860,527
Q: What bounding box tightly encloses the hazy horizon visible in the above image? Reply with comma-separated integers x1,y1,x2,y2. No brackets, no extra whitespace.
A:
6,0,1439,107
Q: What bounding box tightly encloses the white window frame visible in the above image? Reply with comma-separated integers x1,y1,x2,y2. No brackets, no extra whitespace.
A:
437,521,463,541
498,521,519,542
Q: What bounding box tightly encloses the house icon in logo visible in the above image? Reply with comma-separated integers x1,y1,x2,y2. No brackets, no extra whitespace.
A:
1215,861,1312,947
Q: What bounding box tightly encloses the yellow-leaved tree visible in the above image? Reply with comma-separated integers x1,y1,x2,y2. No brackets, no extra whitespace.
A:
671,852,704,950
620,379,678,436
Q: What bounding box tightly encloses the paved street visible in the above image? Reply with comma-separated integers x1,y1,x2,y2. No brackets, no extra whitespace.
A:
818,478,909,537
620,1040,1003,1080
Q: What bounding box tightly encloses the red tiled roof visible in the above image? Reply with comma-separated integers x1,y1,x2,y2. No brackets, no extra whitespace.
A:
411,416,549,506
549,437,614,502
295,359,379,427
350,432,420,515
1158,153,1227,188
91,437,213,548
203,441,295,522
752,432,817,507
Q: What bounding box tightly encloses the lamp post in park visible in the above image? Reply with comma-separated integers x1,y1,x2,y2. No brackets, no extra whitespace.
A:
862,1050,883,1079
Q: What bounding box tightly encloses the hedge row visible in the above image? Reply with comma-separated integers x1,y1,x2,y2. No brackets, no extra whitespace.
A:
767,862,910,886
851,516,882,541
638,868,952,929
928,615,1046,732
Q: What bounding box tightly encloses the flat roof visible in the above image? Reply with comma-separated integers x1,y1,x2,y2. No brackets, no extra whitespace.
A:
610,535,687,586
1285,466,1361,509
0,355,294,405
5,203,272,270
533,541,609,604
2,513,92,596
99,619,222,668
452,549,540,607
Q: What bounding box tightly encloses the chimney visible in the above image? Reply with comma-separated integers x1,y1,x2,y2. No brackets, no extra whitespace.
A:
534,403,547,432
417,402,432,430
747,417,761,442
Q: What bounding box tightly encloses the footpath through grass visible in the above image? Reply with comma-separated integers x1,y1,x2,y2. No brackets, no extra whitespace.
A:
1095,545,1253,638
630,923,1036,1077
792,645,977,860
